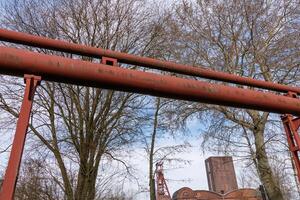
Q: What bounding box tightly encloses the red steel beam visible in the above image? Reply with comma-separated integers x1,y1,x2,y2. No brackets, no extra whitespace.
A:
0,46,300,115
0,28,299,94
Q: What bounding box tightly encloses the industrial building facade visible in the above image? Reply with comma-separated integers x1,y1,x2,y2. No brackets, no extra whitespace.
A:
205,156,238,194
172,157,263,200
172,188,262,200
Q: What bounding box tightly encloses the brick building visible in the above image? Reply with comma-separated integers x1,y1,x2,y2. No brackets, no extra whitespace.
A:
172,187,262,200
205,156,238,194
172,156,263,200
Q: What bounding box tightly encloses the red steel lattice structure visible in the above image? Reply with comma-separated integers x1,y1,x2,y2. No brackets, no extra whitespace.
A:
0,29,299,199
155,162,171,200
282,114,300,180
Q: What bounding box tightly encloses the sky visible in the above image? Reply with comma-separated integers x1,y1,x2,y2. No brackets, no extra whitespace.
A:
125,118,246,199
133,141,212,199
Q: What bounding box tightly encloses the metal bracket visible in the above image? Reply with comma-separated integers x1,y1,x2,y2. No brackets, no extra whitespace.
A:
285,91,298,98
24,74,41,100
101,57,118,66
0,74,41,200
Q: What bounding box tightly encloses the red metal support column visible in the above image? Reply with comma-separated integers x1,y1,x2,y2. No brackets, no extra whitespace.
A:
281,92,300,183
0,74,41,200
281,114,300,183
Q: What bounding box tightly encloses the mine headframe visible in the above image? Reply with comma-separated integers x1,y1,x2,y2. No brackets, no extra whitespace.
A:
155,162,171,200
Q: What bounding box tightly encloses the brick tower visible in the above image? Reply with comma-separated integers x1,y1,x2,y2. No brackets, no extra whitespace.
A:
205,156,238,194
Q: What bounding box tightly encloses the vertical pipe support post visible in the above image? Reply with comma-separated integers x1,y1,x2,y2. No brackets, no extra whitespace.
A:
0,74,41,200
281,91,300,183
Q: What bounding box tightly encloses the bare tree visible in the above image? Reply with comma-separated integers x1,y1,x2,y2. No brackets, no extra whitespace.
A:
14,158,136,200
165,0,300,199
14,158,62,200
0,0,170,199
141,97,191,200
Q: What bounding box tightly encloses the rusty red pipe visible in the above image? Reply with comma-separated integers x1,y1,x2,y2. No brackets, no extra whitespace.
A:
0,46,300,115
0,28,299,94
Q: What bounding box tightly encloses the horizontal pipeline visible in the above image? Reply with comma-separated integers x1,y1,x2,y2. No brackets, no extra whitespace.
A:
0,46,300,115
0,28,299,94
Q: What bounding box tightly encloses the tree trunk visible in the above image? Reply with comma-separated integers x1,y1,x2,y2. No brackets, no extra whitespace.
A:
254,127,284,200
75,156,99,200
149,98,160,200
